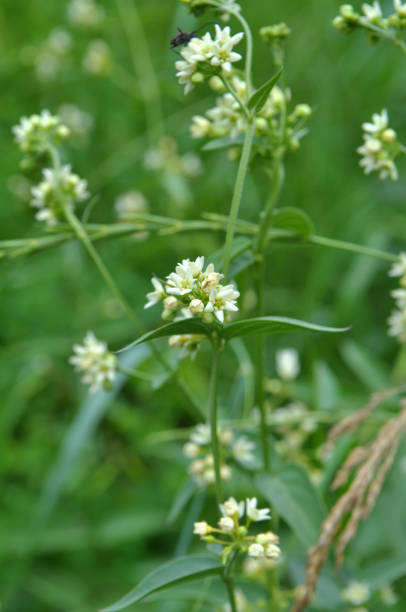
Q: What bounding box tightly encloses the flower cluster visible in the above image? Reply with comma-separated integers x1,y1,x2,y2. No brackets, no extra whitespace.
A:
30,165,89,225
333,2,406,38
12,110,70,154
388,253,406,342
194,497,281,565
145,256,239,324
175,24,244,94
143,136,202,178
115,190,149,220
67,0,105,28
184,423,255,484
70,331,117,393
190,76,311,157
20,29,73,82
341,580,371,607
357,109,402,180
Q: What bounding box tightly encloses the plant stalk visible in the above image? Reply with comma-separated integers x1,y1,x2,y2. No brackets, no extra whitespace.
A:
223,118,256,279
209,340,222,505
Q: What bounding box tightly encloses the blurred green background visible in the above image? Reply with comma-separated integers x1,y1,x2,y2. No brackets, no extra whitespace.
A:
1,0,406,610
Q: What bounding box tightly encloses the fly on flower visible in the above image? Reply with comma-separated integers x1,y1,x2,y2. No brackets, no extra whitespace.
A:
170,23,214,51
170,27,198,50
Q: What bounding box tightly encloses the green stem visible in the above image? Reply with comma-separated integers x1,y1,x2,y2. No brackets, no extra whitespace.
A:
223,575,237,612
254,160,285,471
223,549,239,612
115,0,165,143
118,365,155,382
209,340,222,506
256,161,284,253
223,118,256,279
63,206,144,334
360,20,406,55
307,234,397,262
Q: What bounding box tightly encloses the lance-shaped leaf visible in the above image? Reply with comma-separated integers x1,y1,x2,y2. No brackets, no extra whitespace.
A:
256,465,326,548
221,316,350,341
117,319,214,353
247,68,283,114
100,555,223,611
272,207,314,237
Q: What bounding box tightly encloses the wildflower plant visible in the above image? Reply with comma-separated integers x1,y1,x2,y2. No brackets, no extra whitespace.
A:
4,0,406,611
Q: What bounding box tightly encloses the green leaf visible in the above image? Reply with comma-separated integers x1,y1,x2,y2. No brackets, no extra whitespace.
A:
272,207,314,237
100,555,223,611
221,316,349,341
118,319,213,353
358,556,406,590
166,478,198,524
256,464,326,548
207,236,252,272
247,68,283,113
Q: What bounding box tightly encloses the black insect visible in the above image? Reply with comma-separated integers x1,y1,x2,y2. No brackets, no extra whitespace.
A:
170,23,215,52
170,27,198,51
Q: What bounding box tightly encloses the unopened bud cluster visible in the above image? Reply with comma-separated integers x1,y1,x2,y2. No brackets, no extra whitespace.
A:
184,423,255,484
194,497,281,565
12,111,90,225
145,256,239,324
357,109,402,180
333,2,406,39
388,253,406,342
70,331,117,393
12,110,70,154
191,76,311,157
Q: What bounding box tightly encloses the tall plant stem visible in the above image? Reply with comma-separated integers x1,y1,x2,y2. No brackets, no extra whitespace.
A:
223,119,255,279
209,340,222,506
254,160,284,471
63,206,144,334
116,0,165,143
223,548,239,612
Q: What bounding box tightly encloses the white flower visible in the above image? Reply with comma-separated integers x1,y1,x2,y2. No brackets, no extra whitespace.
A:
183,442,200,458
391,288,406,309
276,348,300,380
58,104,94,140
204,284,239,323
166,257,204,296
358,110,400,181
248,543,265,558
175,25,243,94
232,436,255,463
341,581,371,606
220,497,244,518
388,309,406,342
362,109,388,134
190,424,211,445
68,0,105,27
218,516,235,532
246,498,271,522
69,331,117,393
83,39,112,75
189,298,204,315
30,165,89,225
264,543,281,559
193,521,211,536
145,277,165,309
394,0,406,16
361,1,382,22
389,253,406,280
12,110,69,153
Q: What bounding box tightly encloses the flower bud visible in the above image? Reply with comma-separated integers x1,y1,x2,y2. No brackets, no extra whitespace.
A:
189,298,204,315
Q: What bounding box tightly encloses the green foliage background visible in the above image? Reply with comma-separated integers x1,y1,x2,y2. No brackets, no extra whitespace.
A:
1,0,406,610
